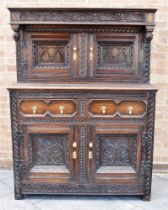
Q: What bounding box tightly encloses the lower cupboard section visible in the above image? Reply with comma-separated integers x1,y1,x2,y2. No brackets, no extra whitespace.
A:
9,88,157,200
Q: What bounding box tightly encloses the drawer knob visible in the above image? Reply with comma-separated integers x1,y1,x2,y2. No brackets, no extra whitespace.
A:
32,106,37,114
90,47,94,61
59,105,64,114
128,106,133,115
89,142,93,148
101,106,107,114
72,142,77,148
73,47,77,61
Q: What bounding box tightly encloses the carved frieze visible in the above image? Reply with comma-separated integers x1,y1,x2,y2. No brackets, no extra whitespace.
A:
19,11,145,23
22,182,143,194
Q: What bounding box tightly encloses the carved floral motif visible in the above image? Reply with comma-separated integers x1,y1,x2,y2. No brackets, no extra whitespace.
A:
102,139,130,166
20,11,145,23
36,138,64,165
97,41,133,69
33,41,70,69
28,134,69,167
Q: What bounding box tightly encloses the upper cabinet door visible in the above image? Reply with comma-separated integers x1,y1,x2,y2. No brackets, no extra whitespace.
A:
88,33,143,82
20,32,78,82
18,30,147,83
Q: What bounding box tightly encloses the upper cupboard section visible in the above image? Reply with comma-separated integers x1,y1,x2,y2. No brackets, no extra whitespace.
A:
9,8,156,83
15,30,152,83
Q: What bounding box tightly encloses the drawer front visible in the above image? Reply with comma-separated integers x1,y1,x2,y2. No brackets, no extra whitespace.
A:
19,99,77,117
88,99,146,117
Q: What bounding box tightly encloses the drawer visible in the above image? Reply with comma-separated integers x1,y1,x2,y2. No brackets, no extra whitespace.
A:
88,100,146,117
19,99,77,117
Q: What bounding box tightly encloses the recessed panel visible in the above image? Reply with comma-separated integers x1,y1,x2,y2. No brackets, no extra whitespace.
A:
29,134,68,167
96,134,137,171
93,34,140,82
33,41,69,69
98,42,133,69
27,133,71,182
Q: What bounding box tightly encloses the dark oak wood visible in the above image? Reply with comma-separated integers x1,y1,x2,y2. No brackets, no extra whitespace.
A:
88,99,146,116
8,8,157,200
19,99,76,116
9,88,157,199
8,8,156,83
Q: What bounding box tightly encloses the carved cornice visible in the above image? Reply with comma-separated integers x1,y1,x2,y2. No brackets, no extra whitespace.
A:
8,8,156,28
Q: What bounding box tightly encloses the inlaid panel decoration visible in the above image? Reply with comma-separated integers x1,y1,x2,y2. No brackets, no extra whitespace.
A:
96,134,137,170
33,41,70,69
19,99,76,117
29,134,69,167
88,100,146,117
97,41,133,69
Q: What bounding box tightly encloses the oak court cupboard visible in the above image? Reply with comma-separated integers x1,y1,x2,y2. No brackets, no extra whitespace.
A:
8,8,157,200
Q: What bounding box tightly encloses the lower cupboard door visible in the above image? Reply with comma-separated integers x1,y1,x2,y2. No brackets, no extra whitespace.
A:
21,124,79,184
87,125,144,184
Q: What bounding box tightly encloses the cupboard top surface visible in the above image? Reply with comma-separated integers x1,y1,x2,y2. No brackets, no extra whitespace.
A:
7,83,158,91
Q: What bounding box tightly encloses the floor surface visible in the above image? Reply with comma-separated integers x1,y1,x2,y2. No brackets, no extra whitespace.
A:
0,170,168,210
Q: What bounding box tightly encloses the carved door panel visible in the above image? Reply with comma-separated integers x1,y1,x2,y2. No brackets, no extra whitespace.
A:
88,33,142,82
21,124,79,183
24,32,78,81
87,125,144,184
